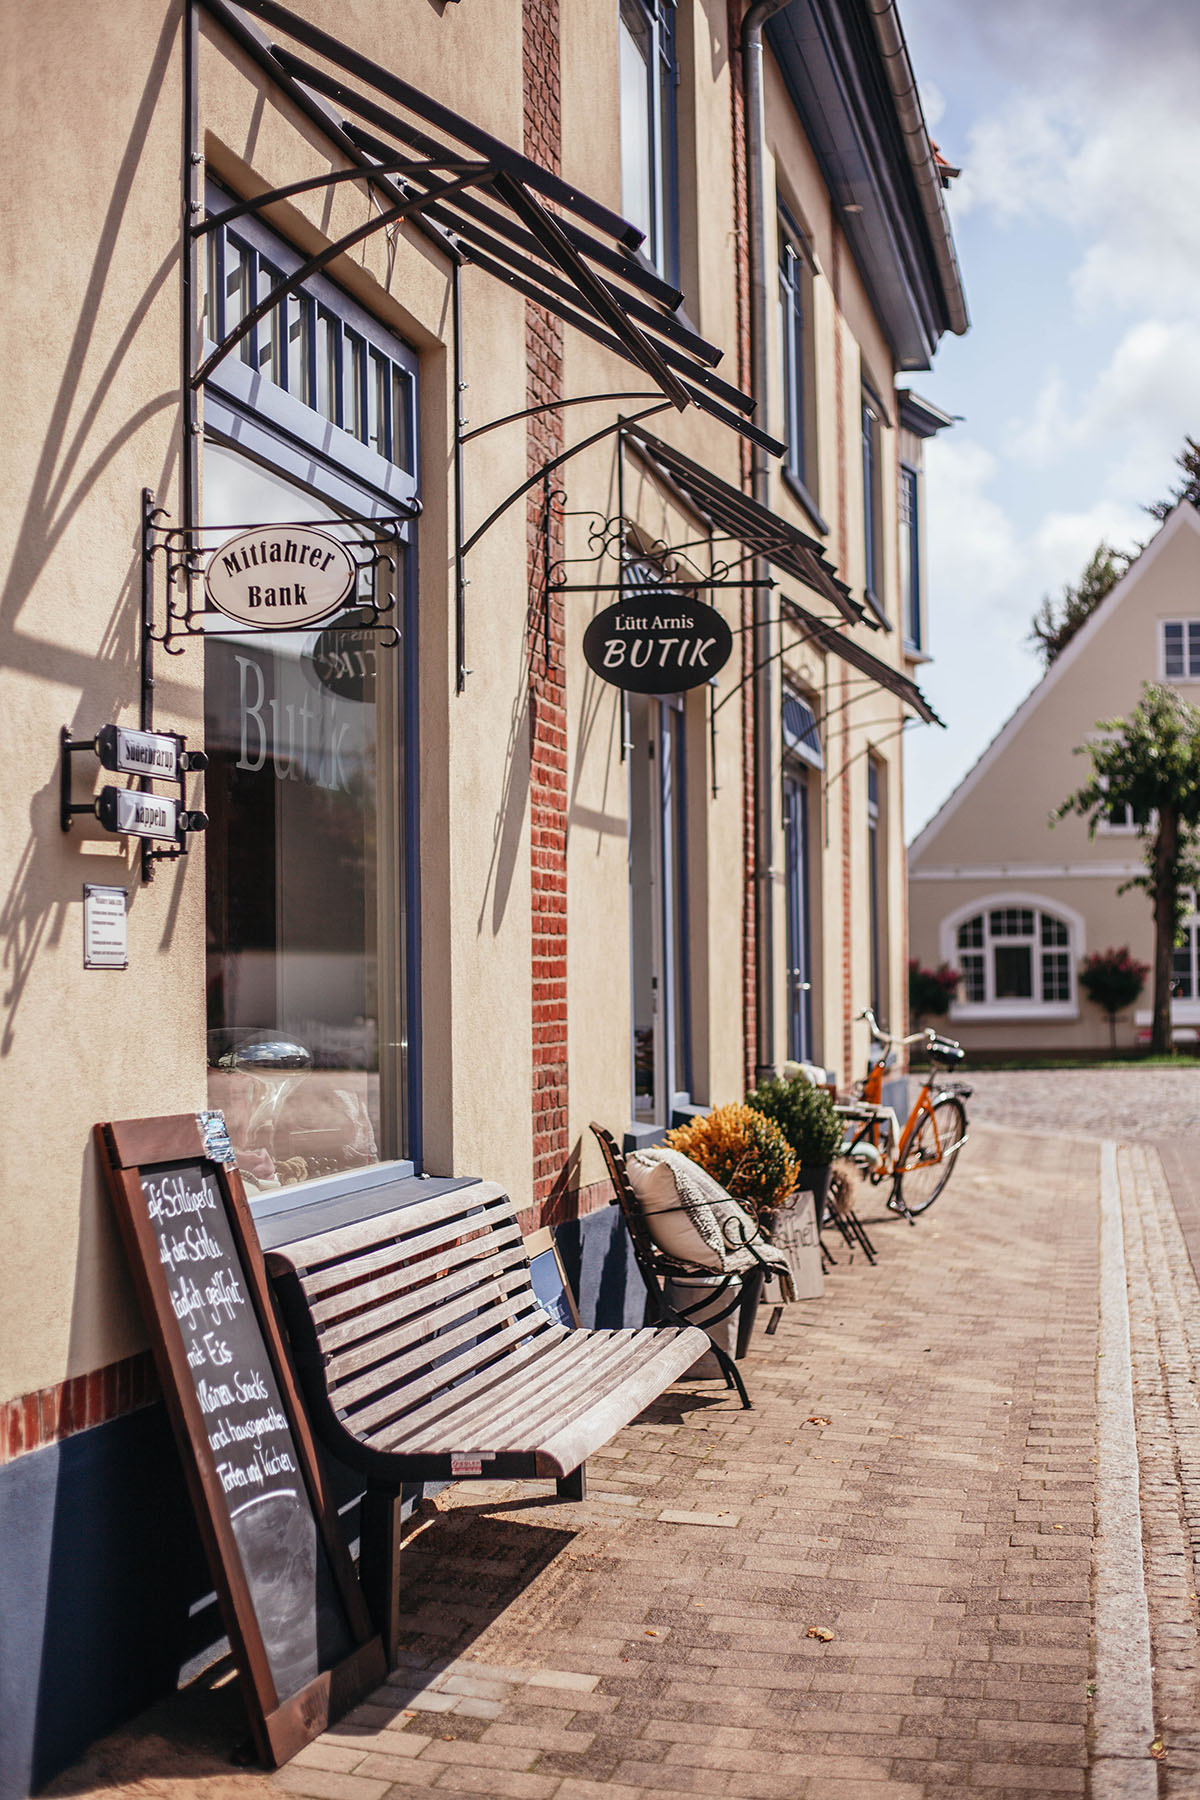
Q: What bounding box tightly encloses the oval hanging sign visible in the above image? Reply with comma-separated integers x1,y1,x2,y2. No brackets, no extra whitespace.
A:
582,592,733,694
204,525,357,630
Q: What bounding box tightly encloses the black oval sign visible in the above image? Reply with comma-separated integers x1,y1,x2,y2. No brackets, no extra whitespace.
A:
304,626,377,703
582,593,733,694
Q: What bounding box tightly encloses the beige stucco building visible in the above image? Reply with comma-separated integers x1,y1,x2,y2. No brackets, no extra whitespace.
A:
909,501,1200,1056
0,0,964,1787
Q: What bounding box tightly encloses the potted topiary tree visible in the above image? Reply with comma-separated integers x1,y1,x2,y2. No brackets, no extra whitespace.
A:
1079,946,1151,1052
745,1073,844,1224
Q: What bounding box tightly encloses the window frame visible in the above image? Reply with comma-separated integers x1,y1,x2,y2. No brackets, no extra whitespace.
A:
940,894,1081,1022
898,461,921,651
203,182,419,514
1160,617,1200,682
861,390,885,620
618,0,679,286
777,209,820,519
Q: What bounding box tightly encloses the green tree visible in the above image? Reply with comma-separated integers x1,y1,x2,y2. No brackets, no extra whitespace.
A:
1029,542,1130,667
1056,685,1200,1052
1145,435,1200,524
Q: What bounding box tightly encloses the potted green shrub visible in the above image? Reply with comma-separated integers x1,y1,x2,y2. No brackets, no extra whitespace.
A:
745,1073,843,1223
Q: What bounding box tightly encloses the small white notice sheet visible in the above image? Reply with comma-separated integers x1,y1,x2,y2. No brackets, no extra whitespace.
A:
84,884,128,969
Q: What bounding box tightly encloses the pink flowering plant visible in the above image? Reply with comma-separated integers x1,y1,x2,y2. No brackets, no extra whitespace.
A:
1079,946,1150,1049
908,960,960,1020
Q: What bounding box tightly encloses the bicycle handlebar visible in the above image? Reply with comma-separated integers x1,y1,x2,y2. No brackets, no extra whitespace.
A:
857,1007,934,1050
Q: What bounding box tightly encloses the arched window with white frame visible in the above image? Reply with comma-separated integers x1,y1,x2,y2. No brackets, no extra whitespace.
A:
939,895,1082,1020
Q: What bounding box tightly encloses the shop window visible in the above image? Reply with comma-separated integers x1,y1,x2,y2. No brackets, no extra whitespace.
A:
201,192,420,1196
898,463,920,650
950,902,1077,1015
619,0,678,282
1162,619,1200,680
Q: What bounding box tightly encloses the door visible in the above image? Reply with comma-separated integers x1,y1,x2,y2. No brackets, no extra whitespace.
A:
629,691,691,1125
783,766,814,1063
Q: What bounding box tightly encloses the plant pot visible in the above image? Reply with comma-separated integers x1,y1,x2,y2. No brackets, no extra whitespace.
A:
663,1274,742,1377
797,1163,833,1226
735,1266,765,1359
765,1192,824,1301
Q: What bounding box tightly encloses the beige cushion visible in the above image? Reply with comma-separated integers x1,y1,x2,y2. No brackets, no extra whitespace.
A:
625,1148,760,1272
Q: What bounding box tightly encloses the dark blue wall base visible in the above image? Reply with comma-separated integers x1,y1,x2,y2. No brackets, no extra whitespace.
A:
0,1403,409,1800
554,1202,647,1330
0,1405,213,1800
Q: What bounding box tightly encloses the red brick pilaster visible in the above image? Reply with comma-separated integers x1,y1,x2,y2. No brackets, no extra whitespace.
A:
523,0,570,1219
729,4,757,1091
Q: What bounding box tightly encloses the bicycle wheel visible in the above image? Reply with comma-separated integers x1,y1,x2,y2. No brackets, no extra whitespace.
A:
893,1095,967,1216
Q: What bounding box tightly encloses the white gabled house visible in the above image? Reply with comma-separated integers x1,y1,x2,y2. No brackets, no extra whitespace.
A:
908,500,1200,1054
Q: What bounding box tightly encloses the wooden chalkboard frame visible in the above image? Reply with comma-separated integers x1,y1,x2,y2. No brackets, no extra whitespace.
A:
96,1112,386,1767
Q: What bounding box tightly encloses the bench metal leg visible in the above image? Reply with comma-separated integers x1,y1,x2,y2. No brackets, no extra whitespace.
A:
556,1462,587,1502
359,1483,404,1668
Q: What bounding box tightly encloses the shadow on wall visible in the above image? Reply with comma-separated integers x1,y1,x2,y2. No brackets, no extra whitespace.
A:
0,6,180,1056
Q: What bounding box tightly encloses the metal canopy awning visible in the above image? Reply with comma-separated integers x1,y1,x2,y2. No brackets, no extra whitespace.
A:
198,0,783,457
783,598,943,725
623,423,860,623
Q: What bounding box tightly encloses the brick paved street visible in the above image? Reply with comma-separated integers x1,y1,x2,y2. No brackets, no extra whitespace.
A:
53,1115,1160,1800
967,1065,1200,1142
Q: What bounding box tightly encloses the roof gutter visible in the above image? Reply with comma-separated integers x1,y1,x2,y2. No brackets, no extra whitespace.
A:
861,0,969,336
743,0,796,1085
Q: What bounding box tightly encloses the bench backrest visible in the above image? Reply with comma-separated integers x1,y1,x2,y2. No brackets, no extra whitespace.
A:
589,1122,667,1293
265,1181,565,1455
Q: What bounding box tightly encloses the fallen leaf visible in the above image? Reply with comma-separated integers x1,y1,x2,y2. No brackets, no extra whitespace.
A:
805,1415,831,1426
1150,1737,1167,1761
645,1629,660,1637
1053,1524,1064,1532
806,1626,835,1642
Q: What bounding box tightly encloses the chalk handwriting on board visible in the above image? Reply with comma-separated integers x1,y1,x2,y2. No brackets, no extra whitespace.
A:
140,1163,352,1697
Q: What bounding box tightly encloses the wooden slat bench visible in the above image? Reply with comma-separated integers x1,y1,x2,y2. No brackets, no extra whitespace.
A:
264,1177,708,1660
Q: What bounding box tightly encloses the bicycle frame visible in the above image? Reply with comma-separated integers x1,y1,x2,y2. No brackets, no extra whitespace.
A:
837,1009,969,1221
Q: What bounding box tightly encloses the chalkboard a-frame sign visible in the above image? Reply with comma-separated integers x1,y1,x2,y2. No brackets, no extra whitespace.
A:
96,1112,386,1766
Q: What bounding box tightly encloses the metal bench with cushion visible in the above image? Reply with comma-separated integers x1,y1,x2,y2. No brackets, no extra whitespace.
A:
265,1177,707,1660
589,1122,800,1411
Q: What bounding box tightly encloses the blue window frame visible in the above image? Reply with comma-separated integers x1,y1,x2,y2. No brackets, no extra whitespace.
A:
899,463,920,649
619,0,678,283
203,183,418,513
778,218,814,497
862,394,883,611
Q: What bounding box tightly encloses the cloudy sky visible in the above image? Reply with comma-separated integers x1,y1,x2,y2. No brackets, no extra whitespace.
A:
898,0,1200,840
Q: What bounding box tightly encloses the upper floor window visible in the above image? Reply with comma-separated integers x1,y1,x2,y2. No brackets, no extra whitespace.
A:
204,185,417,503
953,905,1074,1010
778,216,815,499
861,392,884,614
619,0,677,282
1162,619,1200,681
898,464,920,649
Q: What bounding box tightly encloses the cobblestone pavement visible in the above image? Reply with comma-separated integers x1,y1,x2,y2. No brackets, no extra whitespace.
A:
51,1123,1126,1800
965,1065,1200,1141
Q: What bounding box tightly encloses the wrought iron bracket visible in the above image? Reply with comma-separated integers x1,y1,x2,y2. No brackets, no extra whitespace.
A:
141,501,413,658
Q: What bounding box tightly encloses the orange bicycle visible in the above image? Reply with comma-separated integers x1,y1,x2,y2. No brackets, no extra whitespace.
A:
836,1008,971,1223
